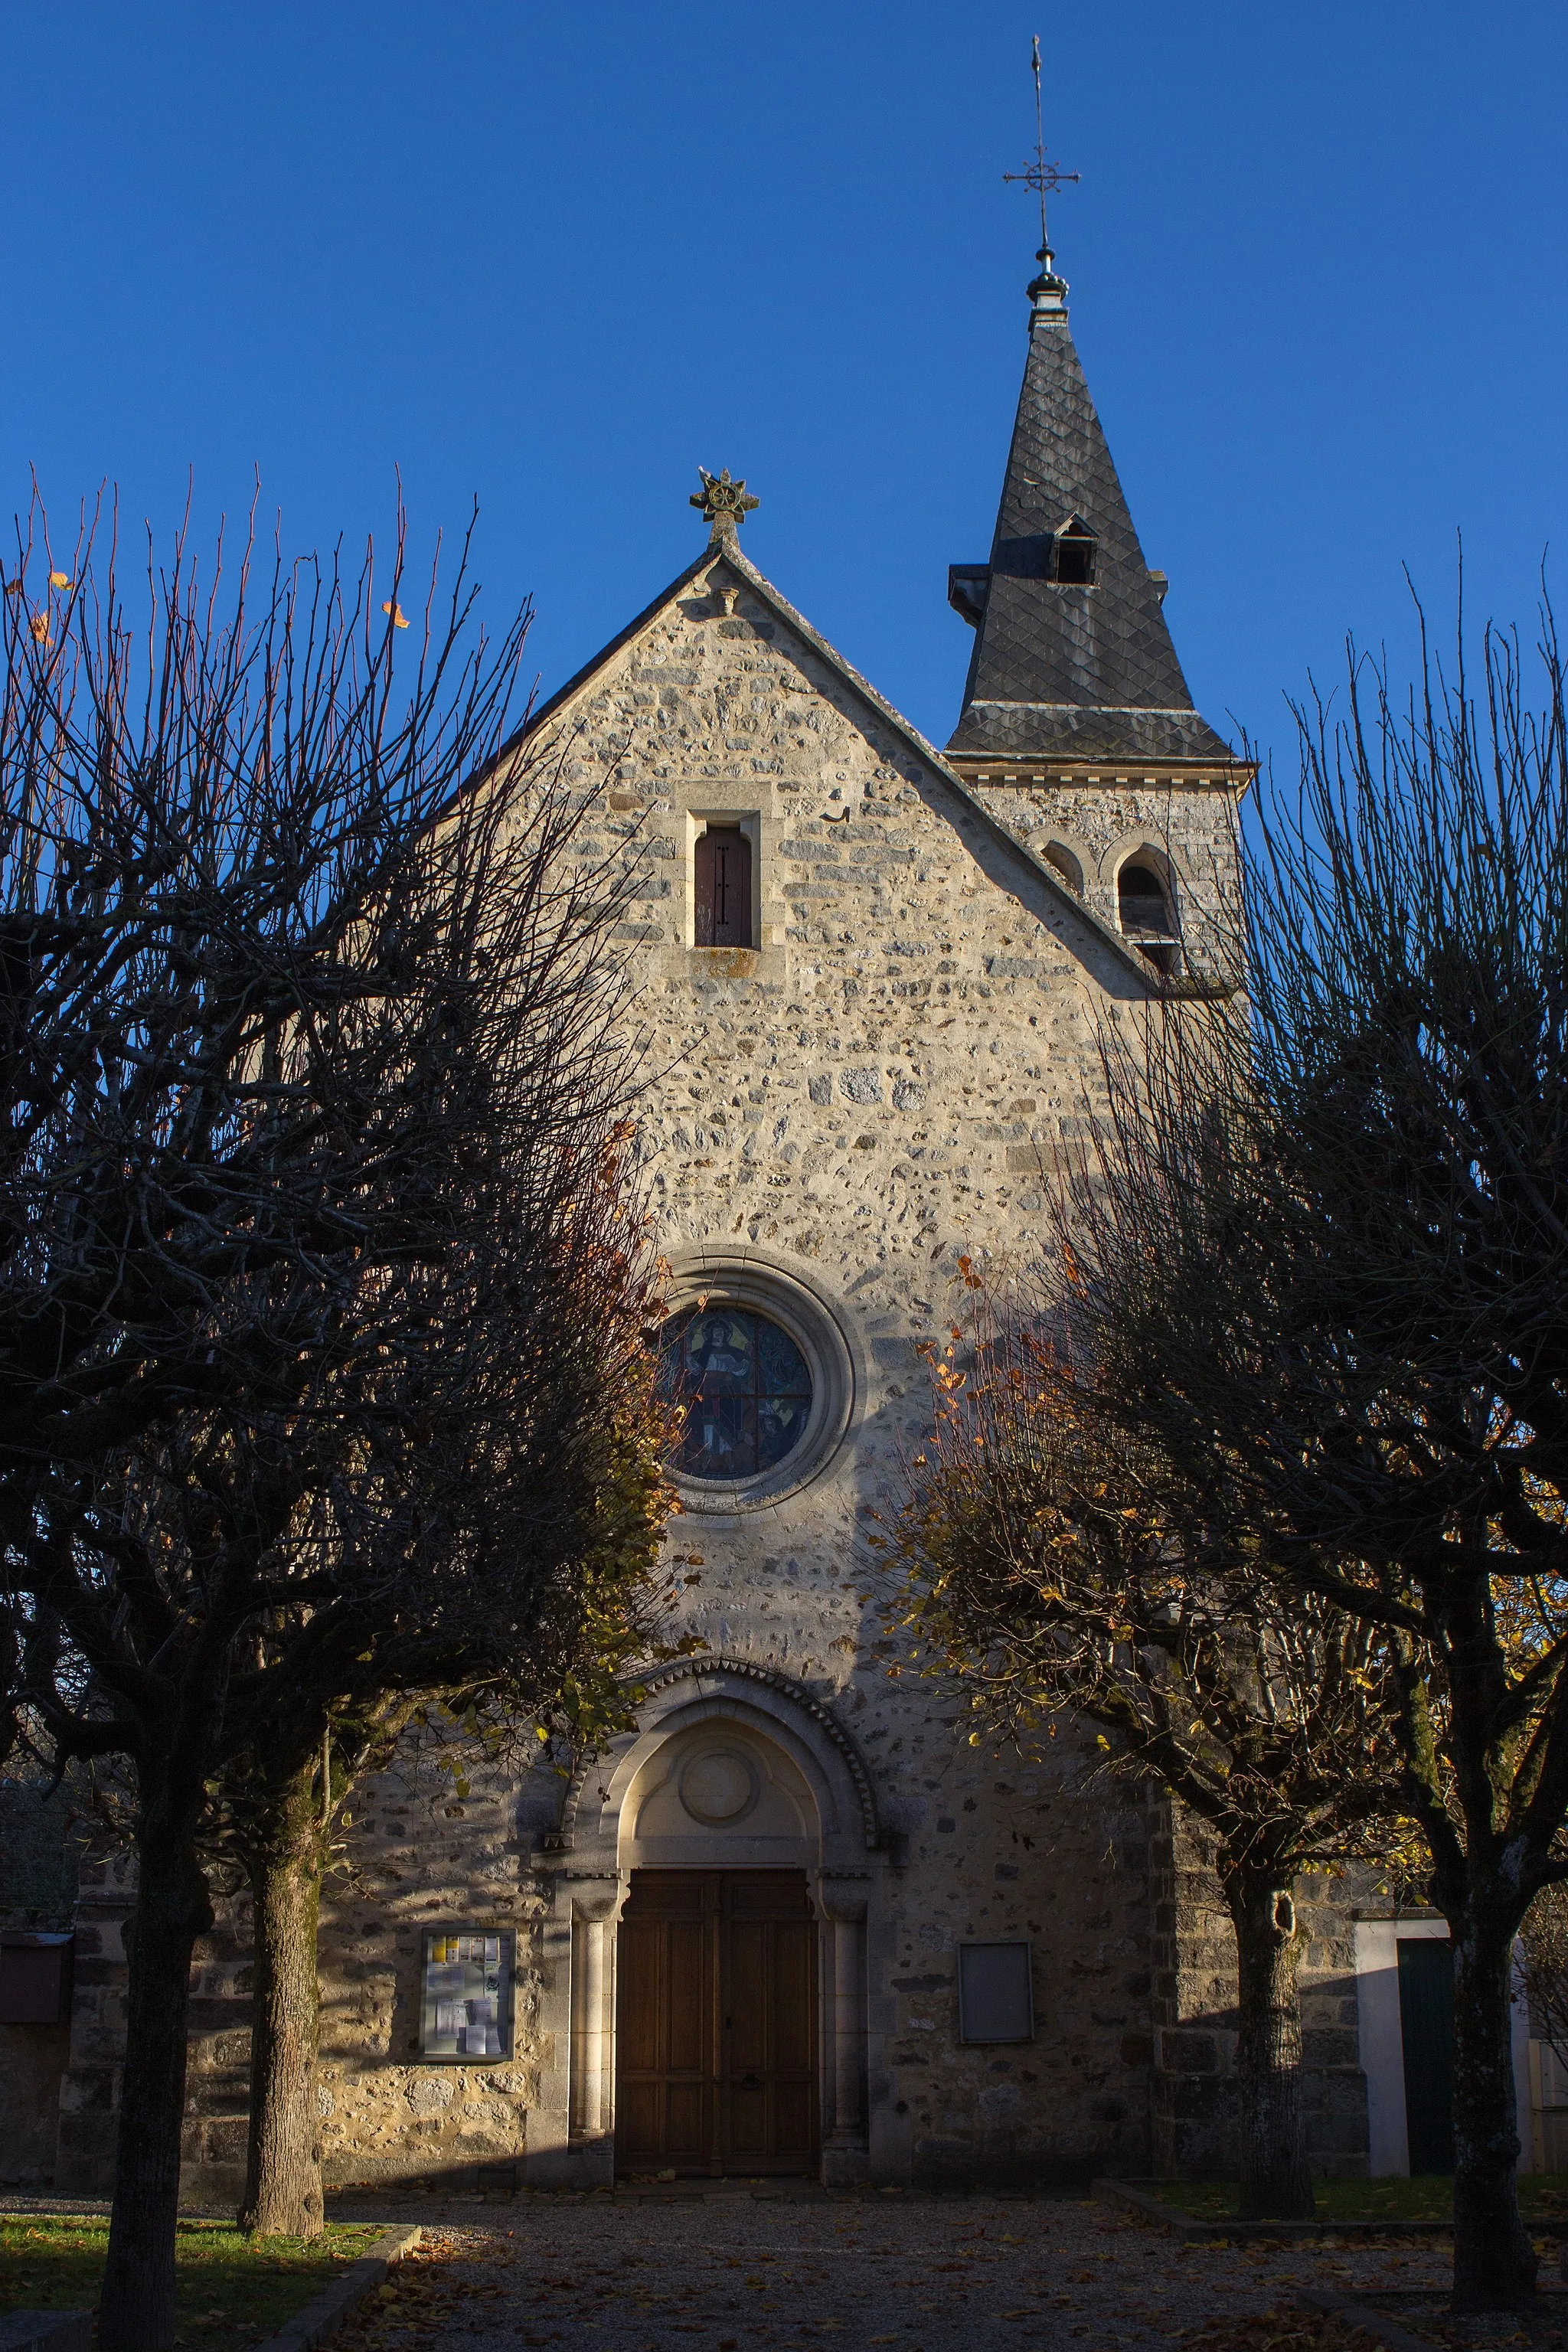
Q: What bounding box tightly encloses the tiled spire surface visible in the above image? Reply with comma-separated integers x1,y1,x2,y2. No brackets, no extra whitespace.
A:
948,263,1234,768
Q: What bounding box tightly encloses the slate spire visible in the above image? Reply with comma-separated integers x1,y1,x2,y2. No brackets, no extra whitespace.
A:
947,240,1233,769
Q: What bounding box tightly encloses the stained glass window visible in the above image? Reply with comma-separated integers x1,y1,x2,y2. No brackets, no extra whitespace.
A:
658,1305,813,1481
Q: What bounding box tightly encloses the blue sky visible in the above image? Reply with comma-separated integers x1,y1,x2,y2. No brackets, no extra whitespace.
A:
3,2,1563,776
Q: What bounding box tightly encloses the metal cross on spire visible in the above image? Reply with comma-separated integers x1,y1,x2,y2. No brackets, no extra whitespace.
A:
1002,33,1080,253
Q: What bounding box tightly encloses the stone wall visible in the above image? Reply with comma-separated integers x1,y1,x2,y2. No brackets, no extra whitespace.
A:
180,1891,258,2210
968,779,1241,985
301,1717,1158,2191
1,1780,92,2187
54,1846,135,2196
53,1848,260,2207
890,1772,1159,2189
380,539,1200,2187
30,541,1309,2197
1150,1805,1371,2182
314,1747,541,2190
48,1751,550,2203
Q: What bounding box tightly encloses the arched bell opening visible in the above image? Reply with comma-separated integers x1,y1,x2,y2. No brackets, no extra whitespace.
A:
1116,853,1182,975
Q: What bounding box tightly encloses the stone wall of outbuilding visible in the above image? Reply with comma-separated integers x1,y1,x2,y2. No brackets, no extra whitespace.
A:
0,1781,90,2188
1149,1808,1373,2182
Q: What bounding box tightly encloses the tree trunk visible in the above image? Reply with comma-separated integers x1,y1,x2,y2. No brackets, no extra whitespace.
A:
97,1805,214,2352
1450,1900,1535,2311
238,1762,328,2238
1225,1871,1315,2221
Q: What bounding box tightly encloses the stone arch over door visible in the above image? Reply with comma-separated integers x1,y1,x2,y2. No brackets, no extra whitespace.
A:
528,1660,880,2189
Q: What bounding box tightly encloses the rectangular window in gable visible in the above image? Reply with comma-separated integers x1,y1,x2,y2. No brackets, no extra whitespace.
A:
694,825,754,948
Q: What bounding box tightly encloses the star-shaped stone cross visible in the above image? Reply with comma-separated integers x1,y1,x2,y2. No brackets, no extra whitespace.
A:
691,466,760,542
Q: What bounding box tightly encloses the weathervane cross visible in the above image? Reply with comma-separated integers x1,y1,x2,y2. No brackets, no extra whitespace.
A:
1002,32,1080,251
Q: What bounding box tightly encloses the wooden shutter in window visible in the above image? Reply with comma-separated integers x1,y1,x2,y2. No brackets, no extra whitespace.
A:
694,828,753,948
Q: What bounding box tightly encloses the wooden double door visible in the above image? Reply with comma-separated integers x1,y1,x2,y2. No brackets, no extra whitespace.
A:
615,1870,818,2177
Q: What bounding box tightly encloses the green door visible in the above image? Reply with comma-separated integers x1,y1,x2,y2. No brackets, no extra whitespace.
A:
1398,1936,1455,2175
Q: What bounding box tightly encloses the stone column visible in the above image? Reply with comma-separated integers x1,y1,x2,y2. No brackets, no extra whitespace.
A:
569,1877,626,2185
817,1876,870,2187
523,1862,573,2189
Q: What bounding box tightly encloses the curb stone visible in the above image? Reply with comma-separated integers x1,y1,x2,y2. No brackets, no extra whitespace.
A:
1093,2179,1458,2246
1297,2284,1442,2352
612,2182,828,2203
250,2225,422,2352
0,2317,93,2352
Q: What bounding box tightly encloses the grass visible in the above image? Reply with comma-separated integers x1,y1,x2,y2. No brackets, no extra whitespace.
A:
0,2215,384,2350
1132,2173,1568,2225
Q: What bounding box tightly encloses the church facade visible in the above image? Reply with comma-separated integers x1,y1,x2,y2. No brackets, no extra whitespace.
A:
279,235,1270,2197
31,235,1470,2204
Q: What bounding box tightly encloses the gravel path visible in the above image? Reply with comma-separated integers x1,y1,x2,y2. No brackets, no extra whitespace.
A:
324,2191,1487,2352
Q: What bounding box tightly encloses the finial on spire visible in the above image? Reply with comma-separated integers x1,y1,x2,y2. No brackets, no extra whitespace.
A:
691,467,760,544
1002,32,1079,315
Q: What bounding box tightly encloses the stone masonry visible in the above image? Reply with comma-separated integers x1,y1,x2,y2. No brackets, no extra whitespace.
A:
36,241,1393,2204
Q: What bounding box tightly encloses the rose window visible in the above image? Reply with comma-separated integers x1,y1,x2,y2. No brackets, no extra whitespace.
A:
657,1305,814,1482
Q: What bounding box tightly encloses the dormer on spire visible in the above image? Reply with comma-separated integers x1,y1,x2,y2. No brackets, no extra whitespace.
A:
944,291,1234,769
691,467,760,545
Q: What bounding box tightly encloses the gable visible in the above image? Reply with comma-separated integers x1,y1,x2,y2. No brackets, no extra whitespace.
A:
521,540,1169,993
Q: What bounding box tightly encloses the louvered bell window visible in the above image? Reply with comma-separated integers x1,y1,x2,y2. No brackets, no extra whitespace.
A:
1118,862,1181,975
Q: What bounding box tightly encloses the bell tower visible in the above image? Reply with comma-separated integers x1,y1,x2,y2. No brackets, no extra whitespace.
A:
946,57,1236,788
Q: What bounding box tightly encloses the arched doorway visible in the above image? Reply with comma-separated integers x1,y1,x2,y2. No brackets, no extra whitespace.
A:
617,1868,817,2177
532,1659,880,2189
616,1722,819,2177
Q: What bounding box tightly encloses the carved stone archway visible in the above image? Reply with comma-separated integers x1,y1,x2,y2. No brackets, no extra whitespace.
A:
525,1658,884,2190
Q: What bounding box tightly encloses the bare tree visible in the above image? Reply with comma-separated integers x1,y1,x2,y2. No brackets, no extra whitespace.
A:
893,1291,1409,2220
1050,594,1568,2308
0,506,671,2347
204,1123,676,2240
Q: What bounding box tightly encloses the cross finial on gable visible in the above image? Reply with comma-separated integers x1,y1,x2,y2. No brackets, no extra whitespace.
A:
691,466,760,544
